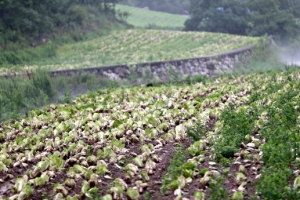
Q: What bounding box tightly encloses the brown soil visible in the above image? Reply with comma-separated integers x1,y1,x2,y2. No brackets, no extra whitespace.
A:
146,138,193,200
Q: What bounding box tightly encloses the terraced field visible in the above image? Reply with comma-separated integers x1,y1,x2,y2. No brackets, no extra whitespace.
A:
115,4,187,28
4,30,259,73
1,69,300,199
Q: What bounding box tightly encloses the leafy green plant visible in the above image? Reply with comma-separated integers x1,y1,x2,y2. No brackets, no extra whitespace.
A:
233,37,285,74
59,90,72,104
186,75,207,85
161,146,188,193
143,192,153,200
214,106,256,161
187,121,206,141
208,175,228,200
256,87,300,199
0,70,57,122
219,146,237,159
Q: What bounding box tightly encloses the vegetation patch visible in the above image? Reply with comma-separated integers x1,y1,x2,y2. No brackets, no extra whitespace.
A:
115,4,186,29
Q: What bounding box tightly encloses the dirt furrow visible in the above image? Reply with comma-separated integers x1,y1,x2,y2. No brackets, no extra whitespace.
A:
147,138,192,199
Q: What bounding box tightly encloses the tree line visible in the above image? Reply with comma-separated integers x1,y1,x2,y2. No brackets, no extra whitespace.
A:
120,0,190,15
1,0,299,49
185,0,300,43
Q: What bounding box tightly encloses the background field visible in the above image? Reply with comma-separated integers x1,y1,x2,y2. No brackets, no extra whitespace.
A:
1,30,259,73
115,4,187,29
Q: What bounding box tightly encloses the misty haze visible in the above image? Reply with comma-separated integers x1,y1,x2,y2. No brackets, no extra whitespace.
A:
280,51,300,66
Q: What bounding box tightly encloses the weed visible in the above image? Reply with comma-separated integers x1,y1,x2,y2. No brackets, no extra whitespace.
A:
41,192,48,198
199,168,209,176
218,157,231,167
187,121,206,141
214,106,256,161
186,75,207,85
0,70,56,122
219,146,237,159
161,146,188,193
208,175,228,200
233,36,286,74
249,195,259,200
168,64,181,82
59,90,72,104
143,192,153,200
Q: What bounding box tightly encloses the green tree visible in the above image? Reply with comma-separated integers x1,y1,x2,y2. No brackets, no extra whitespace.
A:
185,0,249,35
185,0,300,41
0,0,76,37
120,0,190,14
0,0,120,47
246,0,300,41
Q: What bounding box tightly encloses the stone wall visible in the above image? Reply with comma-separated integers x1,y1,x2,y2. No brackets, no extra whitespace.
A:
1,45,254,81
49,45,254,82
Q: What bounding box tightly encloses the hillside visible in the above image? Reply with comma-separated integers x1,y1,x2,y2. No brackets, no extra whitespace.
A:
0,2,127,66
1,30,259,73
1,69,300,199
115,4,187,28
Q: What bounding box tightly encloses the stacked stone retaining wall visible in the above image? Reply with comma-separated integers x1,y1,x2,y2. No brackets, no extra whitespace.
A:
1,45,255,81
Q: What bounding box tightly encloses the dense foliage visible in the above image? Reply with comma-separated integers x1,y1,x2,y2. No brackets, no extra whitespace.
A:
185,0,249,35
0,0,119,45
120,0,190,15
0,70,56,123
0,70,121,123
0,0,124,65
185,0,300,41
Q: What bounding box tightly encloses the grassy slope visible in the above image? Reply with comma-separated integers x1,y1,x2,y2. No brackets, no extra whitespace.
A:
115,4,187,28
2,30,259,72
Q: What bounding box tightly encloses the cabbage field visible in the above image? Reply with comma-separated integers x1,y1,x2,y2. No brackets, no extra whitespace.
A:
1,69,300,199
1,30,259,73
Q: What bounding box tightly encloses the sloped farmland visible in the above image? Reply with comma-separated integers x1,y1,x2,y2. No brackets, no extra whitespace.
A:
1,69,300,199
2,30,259,73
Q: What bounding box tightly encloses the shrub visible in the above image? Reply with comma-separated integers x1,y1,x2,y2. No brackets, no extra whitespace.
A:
0,70,56,122
186,75,207,85
220,146,237,158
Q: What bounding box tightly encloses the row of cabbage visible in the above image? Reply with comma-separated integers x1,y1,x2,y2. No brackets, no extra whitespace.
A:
1,69,300,199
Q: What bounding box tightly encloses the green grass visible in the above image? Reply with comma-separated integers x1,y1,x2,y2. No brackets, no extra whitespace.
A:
0,70,56,122
115,4,187,29
1,29,259,72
